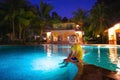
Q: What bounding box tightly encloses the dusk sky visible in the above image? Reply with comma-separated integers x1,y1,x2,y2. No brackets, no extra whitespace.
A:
30,0,97,18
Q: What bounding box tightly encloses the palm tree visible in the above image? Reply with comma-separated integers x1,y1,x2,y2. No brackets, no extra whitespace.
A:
40,0,54,28
71,8,90,43
89,2,109,43
0,1,16,40
40,0,53,20
72,8,88,28
0,0,30,41
30,0,53,40
50,11,61,24
97,0,120,25
16,9,35,40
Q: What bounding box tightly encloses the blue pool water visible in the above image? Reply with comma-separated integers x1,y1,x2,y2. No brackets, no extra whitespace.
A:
83,45,120,71
0,44,120,80
0,44,77,80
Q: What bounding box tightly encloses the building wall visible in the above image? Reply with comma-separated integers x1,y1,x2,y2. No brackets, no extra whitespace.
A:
108,23,120,44
46,30,83,43
45,22,83,43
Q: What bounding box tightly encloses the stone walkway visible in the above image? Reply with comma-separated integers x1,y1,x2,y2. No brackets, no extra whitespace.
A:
74,63,120,80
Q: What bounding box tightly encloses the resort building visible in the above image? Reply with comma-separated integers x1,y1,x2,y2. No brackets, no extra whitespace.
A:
43,22,83,44
105,23,120,44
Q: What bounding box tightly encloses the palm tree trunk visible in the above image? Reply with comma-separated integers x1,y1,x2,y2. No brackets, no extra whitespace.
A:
19,24,22,39
12,19,15,41
23,29,26,44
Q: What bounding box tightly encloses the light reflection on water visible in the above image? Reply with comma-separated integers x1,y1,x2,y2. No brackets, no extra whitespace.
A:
0,44,120,80
0,45,77,80
82,45,120,71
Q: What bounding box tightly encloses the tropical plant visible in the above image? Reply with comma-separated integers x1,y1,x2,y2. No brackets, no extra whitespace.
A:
0,0,30,41
97,0,120,25
89,2,109,43
16,9,35,40
31,0,53,38
50,12,61,24
72,8,88,27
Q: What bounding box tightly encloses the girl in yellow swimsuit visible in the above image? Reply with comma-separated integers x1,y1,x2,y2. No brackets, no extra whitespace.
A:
59,34,83,68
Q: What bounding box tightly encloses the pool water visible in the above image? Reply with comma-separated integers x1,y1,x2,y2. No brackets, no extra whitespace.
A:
0,45,77,80
0,44,120,80
83,45,120,71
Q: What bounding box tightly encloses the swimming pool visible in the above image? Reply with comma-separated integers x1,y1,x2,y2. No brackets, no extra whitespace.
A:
82,44,120,71
0,44,120,80
0,44,77,80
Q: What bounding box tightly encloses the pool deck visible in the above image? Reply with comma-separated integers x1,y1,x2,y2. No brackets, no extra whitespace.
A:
74,63,120,80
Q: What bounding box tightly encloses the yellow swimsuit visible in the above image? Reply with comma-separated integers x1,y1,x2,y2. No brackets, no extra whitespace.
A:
71,44,83,61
